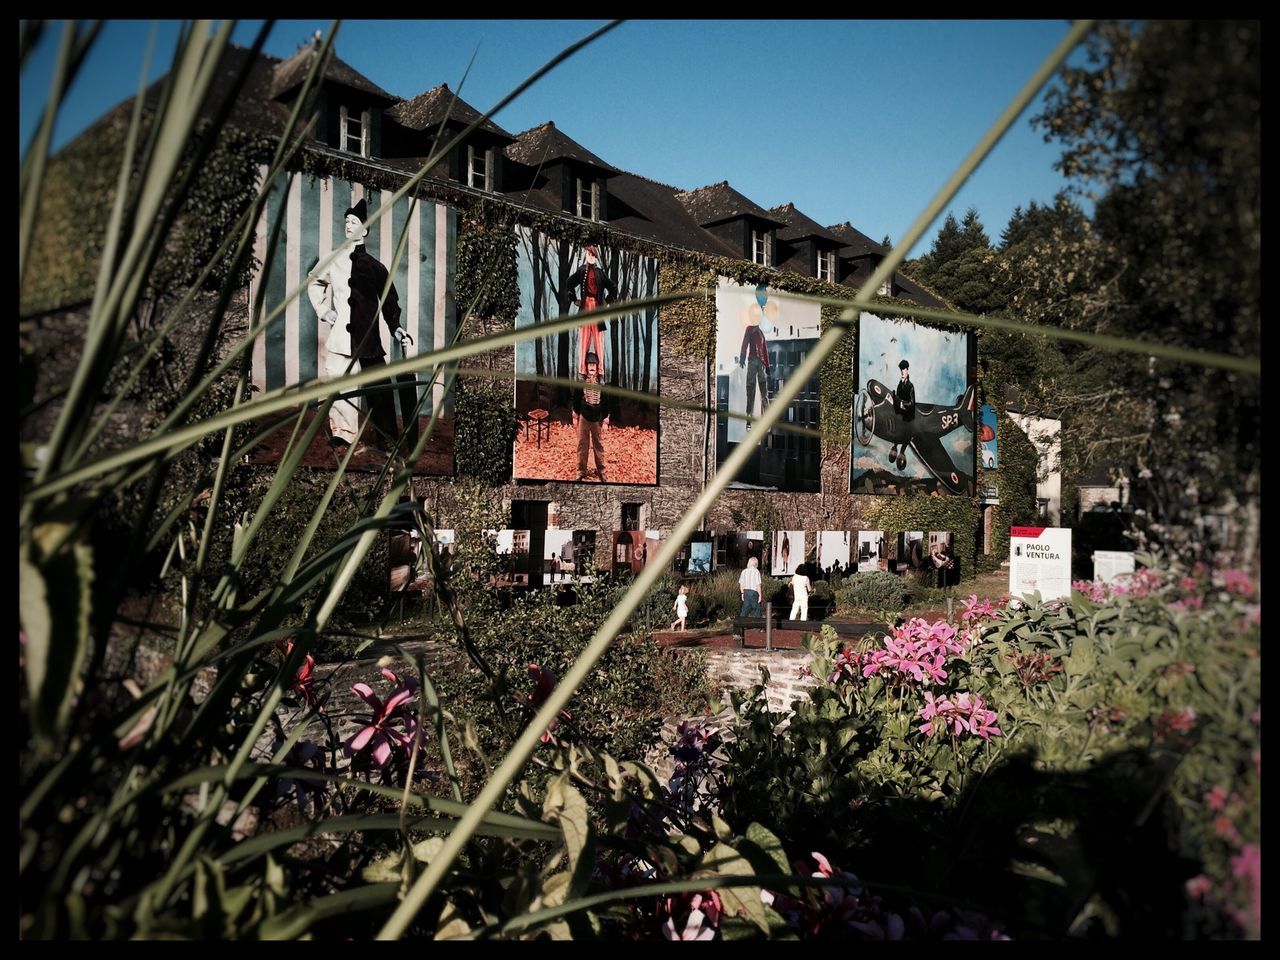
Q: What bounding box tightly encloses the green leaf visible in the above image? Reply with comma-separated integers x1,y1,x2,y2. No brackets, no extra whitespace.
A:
1064,635,1095,677
544,776,590,874
20,531,93,749
1134,651,1171,682
739,822,791,875
698,843,770,935
711,812,734,843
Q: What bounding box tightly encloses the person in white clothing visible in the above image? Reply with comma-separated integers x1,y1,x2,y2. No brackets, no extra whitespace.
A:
671,584,689,631
790,569,811,621
308,198,414,452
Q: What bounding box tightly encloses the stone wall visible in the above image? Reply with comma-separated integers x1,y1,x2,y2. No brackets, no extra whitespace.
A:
695,646,819,716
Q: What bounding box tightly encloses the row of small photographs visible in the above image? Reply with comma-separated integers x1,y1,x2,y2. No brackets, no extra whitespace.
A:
390,529,665,592
675,530,956,578
389,528,957,594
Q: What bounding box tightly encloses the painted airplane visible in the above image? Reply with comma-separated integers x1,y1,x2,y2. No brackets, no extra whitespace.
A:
856,381,977,494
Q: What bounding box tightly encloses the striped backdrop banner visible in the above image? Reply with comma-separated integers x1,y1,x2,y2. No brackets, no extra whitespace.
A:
249,168,457,414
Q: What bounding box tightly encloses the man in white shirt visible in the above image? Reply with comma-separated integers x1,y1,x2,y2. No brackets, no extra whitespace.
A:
790,568,812,621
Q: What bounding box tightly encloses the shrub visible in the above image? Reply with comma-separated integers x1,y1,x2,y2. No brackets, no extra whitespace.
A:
808,579,835,619
687,568,744,625
711,558,1261,938
838,571,910,613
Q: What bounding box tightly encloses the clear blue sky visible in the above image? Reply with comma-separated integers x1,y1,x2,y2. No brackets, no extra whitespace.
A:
20,19,1091,260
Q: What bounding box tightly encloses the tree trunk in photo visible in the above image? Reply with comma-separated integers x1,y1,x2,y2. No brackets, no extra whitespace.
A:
555,237,574,407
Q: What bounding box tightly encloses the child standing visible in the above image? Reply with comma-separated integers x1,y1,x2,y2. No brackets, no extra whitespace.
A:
671,584,690,631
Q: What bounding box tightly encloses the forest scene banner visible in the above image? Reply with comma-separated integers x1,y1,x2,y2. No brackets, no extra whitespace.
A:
851,312,976,495
249,171,456,473
513,227,660,484
715,279,821,492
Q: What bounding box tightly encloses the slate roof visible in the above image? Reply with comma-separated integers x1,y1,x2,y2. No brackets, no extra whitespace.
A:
826,220,889,258
604,172,741,258
768,203,844,244
504,121,617,173
675,181,786,228
269,42,396,102
386,83,512,139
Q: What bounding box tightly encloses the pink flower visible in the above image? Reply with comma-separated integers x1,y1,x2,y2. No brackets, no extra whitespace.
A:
1221,568,1255,598
660,890,722,940
1153,707,1197,745
960,594,998,623
344,677,417,770
275,639,319,710
1185,874,1212,900
1212,815,1242,844
828,647,862,685
793,853,905,939
1073,579,1110,602
1230,844,1261,937
1204,785,1229,812
918,691,1001,740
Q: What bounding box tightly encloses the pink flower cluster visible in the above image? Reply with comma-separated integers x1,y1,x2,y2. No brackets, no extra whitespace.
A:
1111,567,1164,598
1229,844,1261,937
275,638,318,710
960,594,998,623
828,647,862,685
1152,706,1197,745
1219,568,1256,599
1072,579,1111,602
861,619,972,687
918,691,1003,740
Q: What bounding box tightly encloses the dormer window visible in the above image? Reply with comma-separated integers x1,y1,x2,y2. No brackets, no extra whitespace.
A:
817,249,835,281
340,106,368,157
877,278,893,297
467,144,492,191
752,229,773,267
575,176,600,221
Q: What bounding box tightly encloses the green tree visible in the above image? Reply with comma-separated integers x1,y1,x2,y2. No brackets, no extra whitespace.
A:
1029,20,1260,544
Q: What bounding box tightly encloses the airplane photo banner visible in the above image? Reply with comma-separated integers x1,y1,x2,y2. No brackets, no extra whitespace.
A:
851,312,976,495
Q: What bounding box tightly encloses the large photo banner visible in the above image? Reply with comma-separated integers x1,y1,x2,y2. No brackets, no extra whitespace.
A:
851,312,975,495
715,279,821,492
250,171,456,472
514,227,660,484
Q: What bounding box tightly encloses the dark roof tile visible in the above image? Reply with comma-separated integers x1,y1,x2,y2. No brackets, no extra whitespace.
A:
769,203,843,243
675,181,786,228
269,42,396,102
385,83,512,139
504,121,617,173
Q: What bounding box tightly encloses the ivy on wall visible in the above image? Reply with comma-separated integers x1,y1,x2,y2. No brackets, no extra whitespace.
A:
456,215,519,327
454,377,517,486
23,110,274,316
990,412,1040,563
865,495,980,582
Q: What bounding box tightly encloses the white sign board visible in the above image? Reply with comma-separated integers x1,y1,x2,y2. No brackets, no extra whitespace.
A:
1093,550,1135,584
1009,526,1072,601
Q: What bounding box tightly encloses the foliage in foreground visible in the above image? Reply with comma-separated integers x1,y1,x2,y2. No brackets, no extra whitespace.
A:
708,556,1260,939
